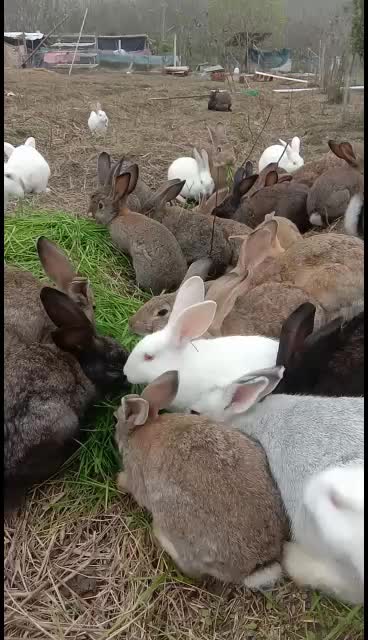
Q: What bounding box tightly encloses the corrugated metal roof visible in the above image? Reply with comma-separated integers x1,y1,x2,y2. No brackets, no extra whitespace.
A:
4,31,44,41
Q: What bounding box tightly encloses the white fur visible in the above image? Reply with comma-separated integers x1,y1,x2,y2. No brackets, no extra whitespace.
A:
309,213,323,226
4,169,25,210
344,193,363,237
167,149,215,202
243,562,282,590
88,103,109,135
123,276,279,412
196,367,364,604
301,465,364,583
4,137,50,199
258,137,304,174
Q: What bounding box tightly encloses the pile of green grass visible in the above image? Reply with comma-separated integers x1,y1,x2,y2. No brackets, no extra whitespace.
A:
5,209,149,508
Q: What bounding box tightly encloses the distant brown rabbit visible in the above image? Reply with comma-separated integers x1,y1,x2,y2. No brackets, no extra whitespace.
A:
208,90,232,112
293,141,364,188
204,123,236,190
94,151,153,212
89,159,187,294
213,166,310,232
307,141,364,227
115,370,289,586
5,236,95,344
141,178,233,274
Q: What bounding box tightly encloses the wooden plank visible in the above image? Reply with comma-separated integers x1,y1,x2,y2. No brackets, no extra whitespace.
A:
255,71,309,84
273,88,319,93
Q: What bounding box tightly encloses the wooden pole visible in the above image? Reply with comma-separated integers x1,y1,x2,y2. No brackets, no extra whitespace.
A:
69,8,88,76
173,32,177,67
20,13,70,68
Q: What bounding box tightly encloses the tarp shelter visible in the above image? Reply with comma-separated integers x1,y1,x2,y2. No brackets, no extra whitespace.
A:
248,47,292,73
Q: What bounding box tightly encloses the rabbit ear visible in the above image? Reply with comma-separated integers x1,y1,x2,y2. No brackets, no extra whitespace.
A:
96,102,102,111
120,396,150,427
4,142,15,158
201,149,210,169
193,148,202,167
170,276,205,323
97,152,111,185
40,287,93,331
182,258,213,284
25,137,36,148
279,138,287,147
169,300,217,346
37,237,78,290
205,271,246,334
126,164,139,193
328,140,358,167
264,169,279,186
148,179,186,209
291,137,300,153
276,302,316,367
225,366,284,415
236,174,259,197
113,172,131,202
141,370,179,417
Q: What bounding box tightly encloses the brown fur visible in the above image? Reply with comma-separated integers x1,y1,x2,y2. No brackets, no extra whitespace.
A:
89,159,187,294
204,123,236,190
115,373,288,585
5,238,94,344
293,141,364,188
307,141,364,226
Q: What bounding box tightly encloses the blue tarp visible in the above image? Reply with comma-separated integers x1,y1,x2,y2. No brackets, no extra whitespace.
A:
248,47,291,70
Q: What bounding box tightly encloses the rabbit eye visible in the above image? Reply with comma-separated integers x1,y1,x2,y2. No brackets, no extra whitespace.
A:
98,202,104,210
217,146,222,152
144,354,154,361
157,309,168,317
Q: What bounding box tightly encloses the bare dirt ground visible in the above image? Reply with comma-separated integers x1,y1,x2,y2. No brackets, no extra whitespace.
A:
4,69,364,640
5,67,364,216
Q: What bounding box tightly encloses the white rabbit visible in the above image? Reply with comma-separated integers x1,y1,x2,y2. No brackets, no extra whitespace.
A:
4,168,25,210
4,136,50,201
284,464,364,603
258,137,304,174
88,102,109,135
123,276,279,412
191,365,364,604
167,149,215,203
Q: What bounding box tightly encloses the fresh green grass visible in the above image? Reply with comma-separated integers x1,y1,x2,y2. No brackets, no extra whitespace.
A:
5,209,148,506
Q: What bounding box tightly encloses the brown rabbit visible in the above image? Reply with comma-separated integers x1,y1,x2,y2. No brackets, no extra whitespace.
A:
246,231,365,315
205,220,286,334
94,151,153,212
5,237,95,344
141,179,233,274
204,123,236,190
88,160,187,294
208,90,232,112
293,141,364,188
115,371,289,586
307,141,364,227
212,162,291,221
214,166,310,232
129,226,363,338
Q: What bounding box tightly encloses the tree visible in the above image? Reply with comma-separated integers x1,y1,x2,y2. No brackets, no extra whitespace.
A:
351,0,364,59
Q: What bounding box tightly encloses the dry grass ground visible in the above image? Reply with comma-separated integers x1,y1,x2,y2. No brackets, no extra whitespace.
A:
4,68,364,640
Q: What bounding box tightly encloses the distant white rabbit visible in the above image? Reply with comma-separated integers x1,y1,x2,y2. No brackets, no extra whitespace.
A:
4,136,50,209
259,137,304,174
88,102,109,135
167,149,215,203
123,275,279,411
